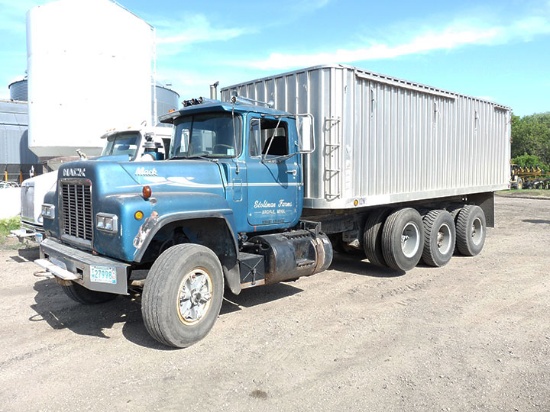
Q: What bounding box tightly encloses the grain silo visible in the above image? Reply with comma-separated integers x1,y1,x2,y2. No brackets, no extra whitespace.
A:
154,84,180,127
27,0,155,158
9,79,28,102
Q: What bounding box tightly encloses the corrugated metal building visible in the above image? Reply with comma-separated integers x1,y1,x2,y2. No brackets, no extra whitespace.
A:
0,98,41,184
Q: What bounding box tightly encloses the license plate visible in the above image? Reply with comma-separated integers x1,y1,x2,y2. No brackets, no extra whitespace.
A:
90,266,117,284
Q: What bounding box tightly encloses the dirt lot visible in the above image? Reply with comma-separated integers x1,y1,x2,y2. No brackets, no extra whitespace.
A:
1,195,549,411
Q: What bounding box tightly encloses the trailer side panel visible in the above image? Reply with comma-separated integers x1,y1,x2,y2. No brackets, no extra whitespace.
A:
221,64,511,210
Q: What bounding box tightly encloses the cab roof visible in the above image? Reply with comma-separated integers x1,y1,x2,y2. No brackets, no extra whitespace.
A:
159,98,291,124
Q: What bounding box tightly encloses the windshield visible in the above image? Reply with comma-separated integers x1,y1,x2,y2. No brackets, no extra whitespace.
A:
101,132,141,159
170,112,242,159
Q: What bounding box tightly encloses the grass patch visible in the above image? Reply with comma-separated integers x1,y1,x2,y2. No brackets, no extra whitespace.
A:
0,216,20,236
497,189,550,198
0,216,22,249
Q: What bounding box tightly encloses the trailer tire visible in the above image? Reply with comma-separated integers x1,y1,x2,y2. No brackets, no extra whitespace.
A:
456,205,486,256
422,210,456,267
62,281,118,304
363,208,390,267
382,208,424,271
142,243,224,348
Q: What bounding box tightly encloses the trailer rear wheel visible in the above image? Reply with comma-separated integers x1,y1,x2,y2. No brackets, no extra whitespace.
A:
382,208,424,271
422,210,455,267
62,281,118,304
456,205,486,256
142,243,224,348
363,208,390,267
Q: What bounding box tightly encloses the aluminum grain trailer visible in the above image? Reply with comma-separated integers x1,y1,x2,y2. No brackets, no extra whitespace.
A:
222,64,511,270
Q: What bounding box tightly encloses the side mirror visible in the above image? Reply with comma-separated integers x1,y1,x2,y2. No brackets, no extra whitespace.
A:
297,114,315,153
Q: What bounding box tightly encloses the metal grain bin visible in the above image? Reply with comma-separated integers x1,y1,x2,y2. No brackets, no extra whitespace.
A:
9,79,28,101
154,84,179,126
221,64,511,210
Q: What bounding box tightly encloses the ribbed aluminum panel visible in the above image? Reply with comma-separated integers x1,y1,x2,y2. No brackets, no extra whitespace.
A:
221,64,511,209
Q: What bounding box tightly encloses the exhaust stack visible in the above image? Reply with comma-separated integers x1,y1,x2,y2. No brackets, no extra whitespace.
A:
210,81,219,100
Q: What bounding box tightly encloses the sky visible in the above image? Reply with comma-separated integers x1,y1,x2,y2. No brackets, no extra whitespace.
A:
1,0,549,117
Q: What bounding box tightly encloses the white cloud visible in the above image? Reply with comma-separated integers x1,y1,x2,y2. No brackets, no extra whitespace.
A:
244,13,550,70
154,14,250,55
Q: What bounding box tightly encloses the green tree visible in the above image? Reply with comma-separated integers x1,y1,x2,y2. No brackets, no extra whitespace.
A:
511,112,550,165
513,153,543,168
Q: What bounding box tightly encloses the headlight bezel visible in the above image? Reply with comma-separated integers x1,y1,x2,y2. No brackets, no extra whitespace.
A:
41,203,56,220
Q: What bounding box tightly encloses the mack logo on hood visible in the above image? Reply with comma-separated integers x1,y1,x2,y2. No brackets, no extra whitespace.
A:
135,167,158,177
62,168,86,177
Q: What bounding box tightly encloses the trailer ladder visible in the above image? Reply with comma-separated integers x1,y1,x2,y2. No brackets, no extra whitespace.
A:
323,117,341,200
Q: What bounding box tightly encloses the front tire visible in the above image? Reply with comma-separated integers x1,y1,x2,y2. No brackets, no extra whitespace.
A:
382,208,424,271
62,281,118,304
142,244,224,348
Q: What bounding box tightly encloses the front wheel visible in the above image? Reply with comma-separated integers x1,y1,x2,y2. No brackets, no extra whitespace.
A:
142,244,224,348
62,281,118,304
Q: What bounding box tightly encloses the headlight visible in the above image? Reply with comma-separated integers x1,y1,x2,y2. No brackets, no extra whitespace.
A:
96,213,118,233
41,204,56,219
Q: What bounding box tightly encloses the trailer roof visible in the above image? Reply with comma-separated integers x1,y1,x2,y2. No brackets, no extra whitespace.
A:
221,63,511,112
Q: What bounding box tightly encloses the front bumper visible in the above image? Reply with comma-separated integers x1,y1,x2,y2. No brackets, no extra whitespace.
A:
10,221,46,243
36,238,130,295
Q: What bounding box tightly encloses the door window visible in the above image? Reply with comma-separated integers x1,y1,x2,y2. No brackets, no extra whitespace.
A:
249,118,289,158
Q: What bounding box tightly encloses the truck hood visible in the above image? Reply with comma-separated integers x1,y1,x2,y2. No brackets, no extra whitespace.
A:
57,159,226,197
119,160,226,194
52,159,229,262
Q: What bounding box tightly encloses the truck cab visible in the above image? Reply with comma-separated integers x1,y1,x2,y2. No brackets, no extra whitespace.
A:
162,99,304,232
36,97,331,348
99,127,171,162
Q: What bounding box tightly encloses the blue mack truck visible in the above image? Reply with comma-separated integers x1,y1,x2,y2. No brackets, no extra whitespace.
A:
35,65,511,348
36,96,332,348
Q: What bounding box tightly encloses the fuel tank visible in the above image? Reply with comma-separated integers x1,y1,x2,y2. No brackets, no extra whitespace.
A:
245,230,333,284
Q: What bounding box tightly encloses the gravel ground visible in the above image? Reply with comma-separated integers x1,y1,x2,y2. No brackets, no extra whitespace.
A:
0,195,548,411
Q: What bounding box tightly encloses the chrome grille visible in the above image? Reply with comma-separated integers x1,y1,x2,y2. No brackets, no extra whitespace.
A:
21,183,35,221
61,182,93,241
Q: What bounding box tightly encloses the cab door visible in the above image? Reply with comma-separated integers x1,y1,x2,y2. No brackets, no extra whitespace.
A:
246,116,300,227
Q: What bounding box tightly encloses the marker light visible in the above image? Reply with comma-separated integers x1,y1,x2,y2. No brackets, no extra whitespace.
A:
135,211,144,220
142,185,152,200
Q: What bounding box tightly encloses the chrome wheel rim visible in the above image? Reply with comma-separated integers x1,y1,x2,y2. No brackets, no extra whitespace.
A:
177,268,213,325
437,223,453,255
471,218,484,246
401,222,421,258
